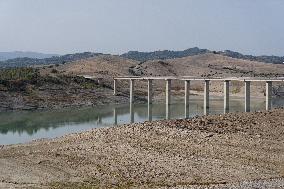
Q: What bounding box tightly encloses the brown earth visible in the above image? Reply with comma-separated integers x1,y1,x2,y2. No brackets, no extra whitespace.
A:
0,109,283,188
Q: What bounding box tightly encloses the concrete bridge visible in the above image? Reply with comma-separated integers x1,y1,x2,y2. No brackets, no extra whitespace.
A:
81,75,284,119
111,76,284,118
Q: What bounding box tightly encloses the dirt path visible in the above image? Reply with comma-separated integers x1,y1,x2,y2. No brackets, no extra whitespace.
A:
0,109,284,188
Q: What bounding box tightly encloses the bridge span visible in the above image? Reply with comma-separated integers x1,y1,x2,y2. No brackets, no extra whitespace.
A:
82,75,284,117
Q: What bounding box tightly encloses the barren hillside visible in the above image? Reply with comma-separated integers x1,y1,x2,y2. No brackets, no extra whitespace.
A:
138,53,284,77
43,53,284,98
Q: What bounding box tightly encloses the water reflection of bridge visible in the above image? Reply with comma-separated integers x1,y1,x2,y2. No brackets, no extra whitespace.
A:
110,76,284,120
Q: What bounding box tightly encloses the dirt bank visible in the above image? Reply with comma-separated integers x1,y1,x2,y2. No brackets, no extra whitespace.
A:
0,70,145,112
0,109,284,188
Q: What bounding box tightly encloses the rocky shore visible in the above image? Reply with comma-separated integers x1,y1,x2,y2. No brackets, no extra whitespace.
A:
0,109,283,188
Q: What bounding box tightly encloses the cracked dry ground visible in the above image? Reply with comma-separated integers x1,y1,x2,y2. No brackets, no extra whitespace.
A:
0,109,284,188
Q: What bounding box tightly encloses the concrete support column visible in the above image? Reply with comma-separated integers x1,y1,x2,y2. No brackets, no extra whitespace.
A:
130,79,134,104
204,80,210,115
166,104,171,120
224,80,230,114
266,81,272,111
166,79,172,105
184,80,190,118
245,81,251,112
113,79,117,96
148,104,153,122
130,104,134,123
148,79,153,105
113,108,117,125
166,79,171,119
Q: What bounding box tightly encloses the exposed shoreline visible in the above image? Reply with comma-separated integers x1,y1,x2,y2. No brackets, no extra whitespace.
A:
0,109,283,188
0,89,272,113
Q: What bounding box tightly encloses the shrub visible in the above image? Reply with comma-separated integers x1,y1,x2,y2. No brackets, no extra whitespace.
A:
0,68,39,81
51,69,58,73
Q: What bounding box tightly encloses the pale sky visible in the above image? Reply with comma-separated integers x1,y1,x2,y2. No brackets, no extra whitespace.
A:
0,0,284,56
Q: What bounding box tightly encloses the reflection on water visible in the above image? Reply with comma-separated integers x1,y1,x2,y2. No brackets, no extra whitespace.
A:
0,96,283,145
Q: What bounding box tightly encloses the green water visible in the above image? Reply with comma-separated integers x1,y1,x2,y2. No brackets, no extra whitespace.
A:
0,96,283,145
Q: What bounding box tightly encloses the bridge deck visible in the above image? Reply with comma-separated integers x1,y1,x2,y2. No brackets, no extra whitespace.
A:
80,75,284,82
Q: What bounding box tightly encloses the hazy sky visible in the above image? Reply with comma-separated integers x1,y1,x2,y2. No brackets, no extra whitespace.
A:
0,0,284,55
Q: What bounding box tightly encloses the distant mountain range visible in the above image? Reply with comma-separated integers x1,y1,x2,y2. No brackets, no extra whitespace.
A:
0,51,58,61
218,50,284,65
0,52,103,68
120,47,210,62
0,48,283,68
121,47,284,64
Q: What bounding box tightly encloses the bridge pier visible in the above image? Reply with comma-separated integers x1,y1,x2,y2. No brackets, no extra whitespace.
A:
224,80,230,113
166,79,172,105
204,80,210,115
266,81,272,110
113,108,117,125
184,80,190,118
148,104,153,121
130,104,134,123
113,79,117,96
245,81,251,112
130,79,134,104
110,76,283,121
148,79,153,105
166,105,171,120
129,79,135,123
166,79,171,119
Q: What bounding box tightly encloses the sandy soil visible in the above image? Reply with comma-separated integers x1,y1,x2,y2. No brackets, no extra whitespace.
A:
0,109,283,188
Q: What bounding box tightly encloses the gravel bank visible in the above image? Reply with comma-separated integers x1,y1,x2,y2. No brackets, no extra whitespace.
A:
0,109,283,188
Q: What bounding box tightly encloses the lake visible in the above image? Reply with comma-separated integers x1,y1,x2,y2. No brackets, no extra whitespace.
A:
0,96,283,145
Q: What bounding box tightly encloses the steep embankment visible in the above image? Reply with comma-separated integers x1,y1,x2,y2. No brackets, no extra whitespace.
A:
0,66,134,111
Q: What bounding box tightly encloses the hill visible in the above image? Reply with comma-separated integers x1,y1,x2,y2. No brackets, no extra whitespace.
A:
0,52,103,68
121,48,284,64
0,51,58,61
1,48,284,68
48,53,284,96
219,50,284,65
0,53,284,111
132,53,284,78
120,47,210,62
